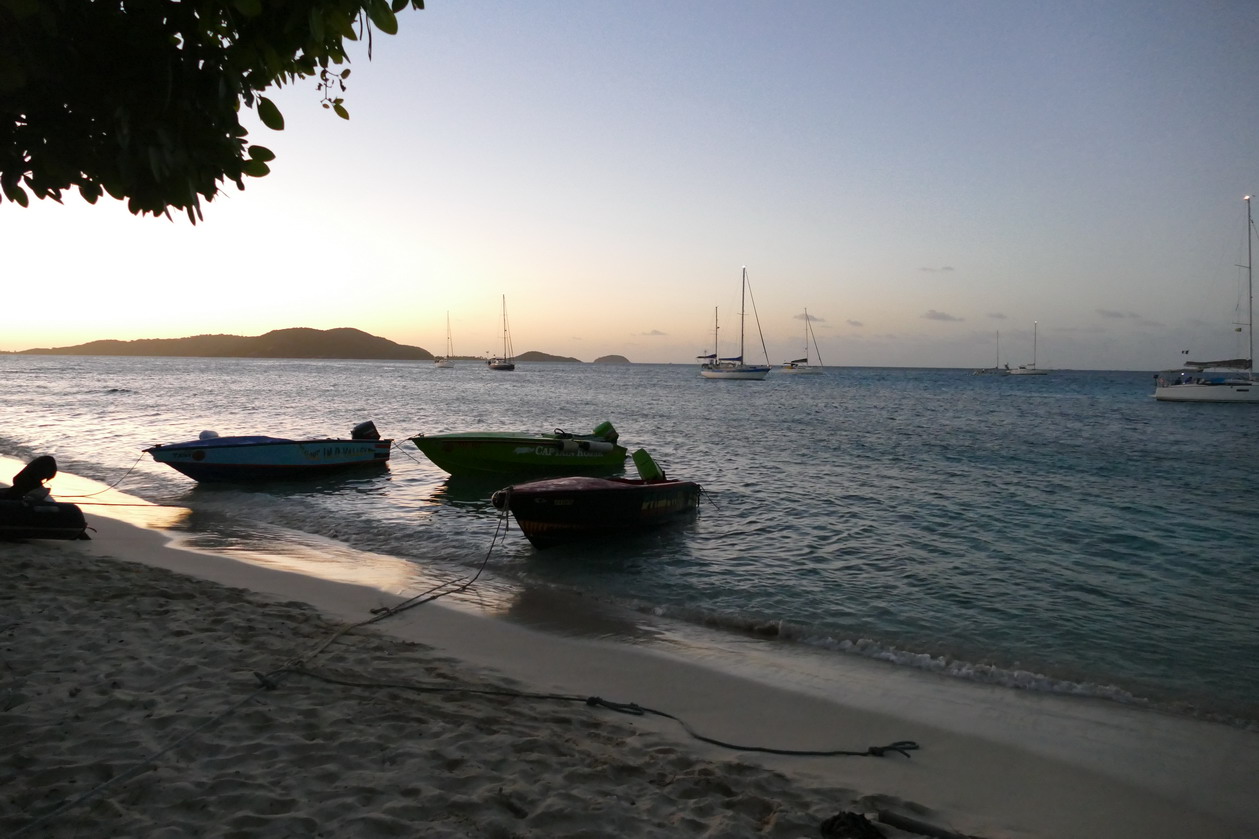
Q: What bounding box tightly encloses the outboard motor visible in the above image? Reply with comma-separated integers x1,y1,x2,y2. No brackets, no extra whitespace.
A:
1,455,90,540
351,421,381,441
1,455,57,500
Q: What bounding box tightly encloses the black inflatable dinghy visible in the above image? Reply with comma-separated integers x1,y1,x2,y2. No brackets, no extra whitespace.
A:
1,456,90,540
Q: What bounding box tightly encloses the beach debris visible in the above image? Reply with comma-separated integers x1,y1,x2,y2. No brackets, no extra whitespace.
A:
877,808,981,838
819,811,885,838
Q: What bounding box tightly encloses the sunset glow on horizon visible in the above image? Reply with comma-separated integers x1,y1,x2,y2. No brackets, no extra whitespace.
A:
4,2,1257,370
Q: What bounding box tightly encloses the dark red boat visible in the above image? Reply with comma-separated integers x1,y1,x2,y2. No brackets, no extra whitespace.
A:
490,474,701,549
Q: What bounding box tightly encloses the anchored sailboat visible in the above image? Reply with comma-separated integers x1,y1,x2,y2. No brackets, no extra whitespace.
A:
698,267,771,380
488,296,516,371
973,331,1002,375
434,312,455,368
781,308,824,374
1154,195,1257,403
1004,321,1049,375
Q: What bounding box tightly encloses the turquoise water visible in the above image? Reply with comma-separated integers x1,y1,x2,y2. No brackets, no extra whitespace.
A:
2,355,1256,726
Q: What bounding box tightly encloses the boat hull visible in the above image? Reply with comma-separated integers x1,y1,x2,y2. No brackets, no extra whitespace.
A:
411,432,627,476
491,476,701,549
145,437,392,482
1154,197,1256,404
700,364,771,380
0,499,90,540
1154,381,1259,403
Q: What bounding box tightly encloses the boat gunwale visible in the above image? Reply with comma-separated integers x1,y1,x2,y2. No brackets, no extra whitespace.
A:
411,431,619,444
497,475,698,494
146,438,392,453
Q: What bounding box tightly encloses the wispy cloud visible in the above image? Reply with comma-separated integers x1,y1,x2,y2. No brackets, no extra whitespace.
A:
987,312,1007,320
919,266,956,273
1054,325,1106,334
794,312,825,322
846,319,864,328
640,329,667,336
1096,308,1140,319
922,310,964,322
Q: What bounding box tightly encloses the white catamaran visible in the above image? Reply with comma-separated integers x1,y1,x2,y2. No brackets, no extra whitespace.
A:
698,267,772,380
1154,195,1257,403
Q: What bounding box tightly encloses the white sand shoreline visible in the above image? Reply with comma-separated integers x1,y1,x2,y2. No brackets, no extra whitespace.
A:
3,508,1257,837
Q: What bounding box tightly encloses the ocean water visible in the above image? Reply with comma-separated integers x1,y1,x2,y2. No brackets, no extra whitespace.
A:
2,354,1256,727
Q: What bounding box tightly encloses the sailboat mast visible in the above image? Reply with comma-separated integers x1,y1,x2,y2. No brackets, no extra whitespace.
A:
806,307,824,368
739,267,747,359
1247,194,1253,371
1033,321,1038,367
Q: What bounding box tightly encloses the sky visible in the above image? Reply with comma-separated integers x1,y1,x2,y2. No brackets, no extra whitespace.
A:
4,0,1259,369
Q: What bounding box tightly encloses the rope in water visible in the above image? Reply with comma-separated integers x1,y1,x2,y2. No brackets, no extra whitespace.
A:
50,452,148,498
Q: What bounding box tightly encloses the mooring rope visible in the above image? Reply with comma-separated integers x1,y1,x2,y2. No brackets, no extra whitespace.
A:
11,460,916,839
275,666,918,760
51,452,148,498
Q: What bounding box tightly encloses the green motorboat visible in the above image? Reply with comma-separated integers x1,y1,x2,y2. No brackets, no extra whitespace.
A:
410,421,628,476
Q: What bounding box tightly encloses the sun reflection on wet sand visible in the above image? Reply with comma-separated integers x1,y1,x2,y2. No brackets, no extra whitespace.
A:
1,453,188,531
4,453,409,584
4,455,668,649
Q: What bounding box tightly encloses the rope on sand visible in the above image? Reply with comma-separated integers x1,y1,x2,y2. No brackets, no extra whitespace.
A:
276,664,919,759
13,504,919,837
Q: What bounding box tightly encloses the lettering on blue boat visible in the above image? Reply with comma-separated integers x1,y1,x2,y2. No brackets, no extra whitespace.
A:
299,444,373,460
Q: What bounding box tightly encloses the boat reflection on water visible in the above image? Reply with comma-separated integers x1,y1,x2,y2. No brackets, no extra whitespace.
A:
430,474,515,510
180,467,395,499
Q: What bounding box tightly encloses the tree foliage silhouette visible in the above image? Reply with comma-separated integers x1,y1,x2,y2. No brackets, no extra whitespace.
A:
0,0,423,222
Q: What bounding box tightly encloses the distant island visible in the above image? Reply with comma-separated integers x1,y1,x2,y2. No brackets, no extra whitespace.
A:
515,351,582,363
8,328,630,363
13,328,435,360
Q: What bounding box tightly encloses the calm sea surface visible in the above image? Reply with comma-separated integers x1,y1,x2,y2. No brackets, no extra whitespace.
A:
2,355,1256,727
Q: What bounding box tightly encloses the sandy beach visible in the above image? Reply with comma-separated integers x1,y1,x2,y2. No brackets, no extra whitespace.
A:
3,510,1258,838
